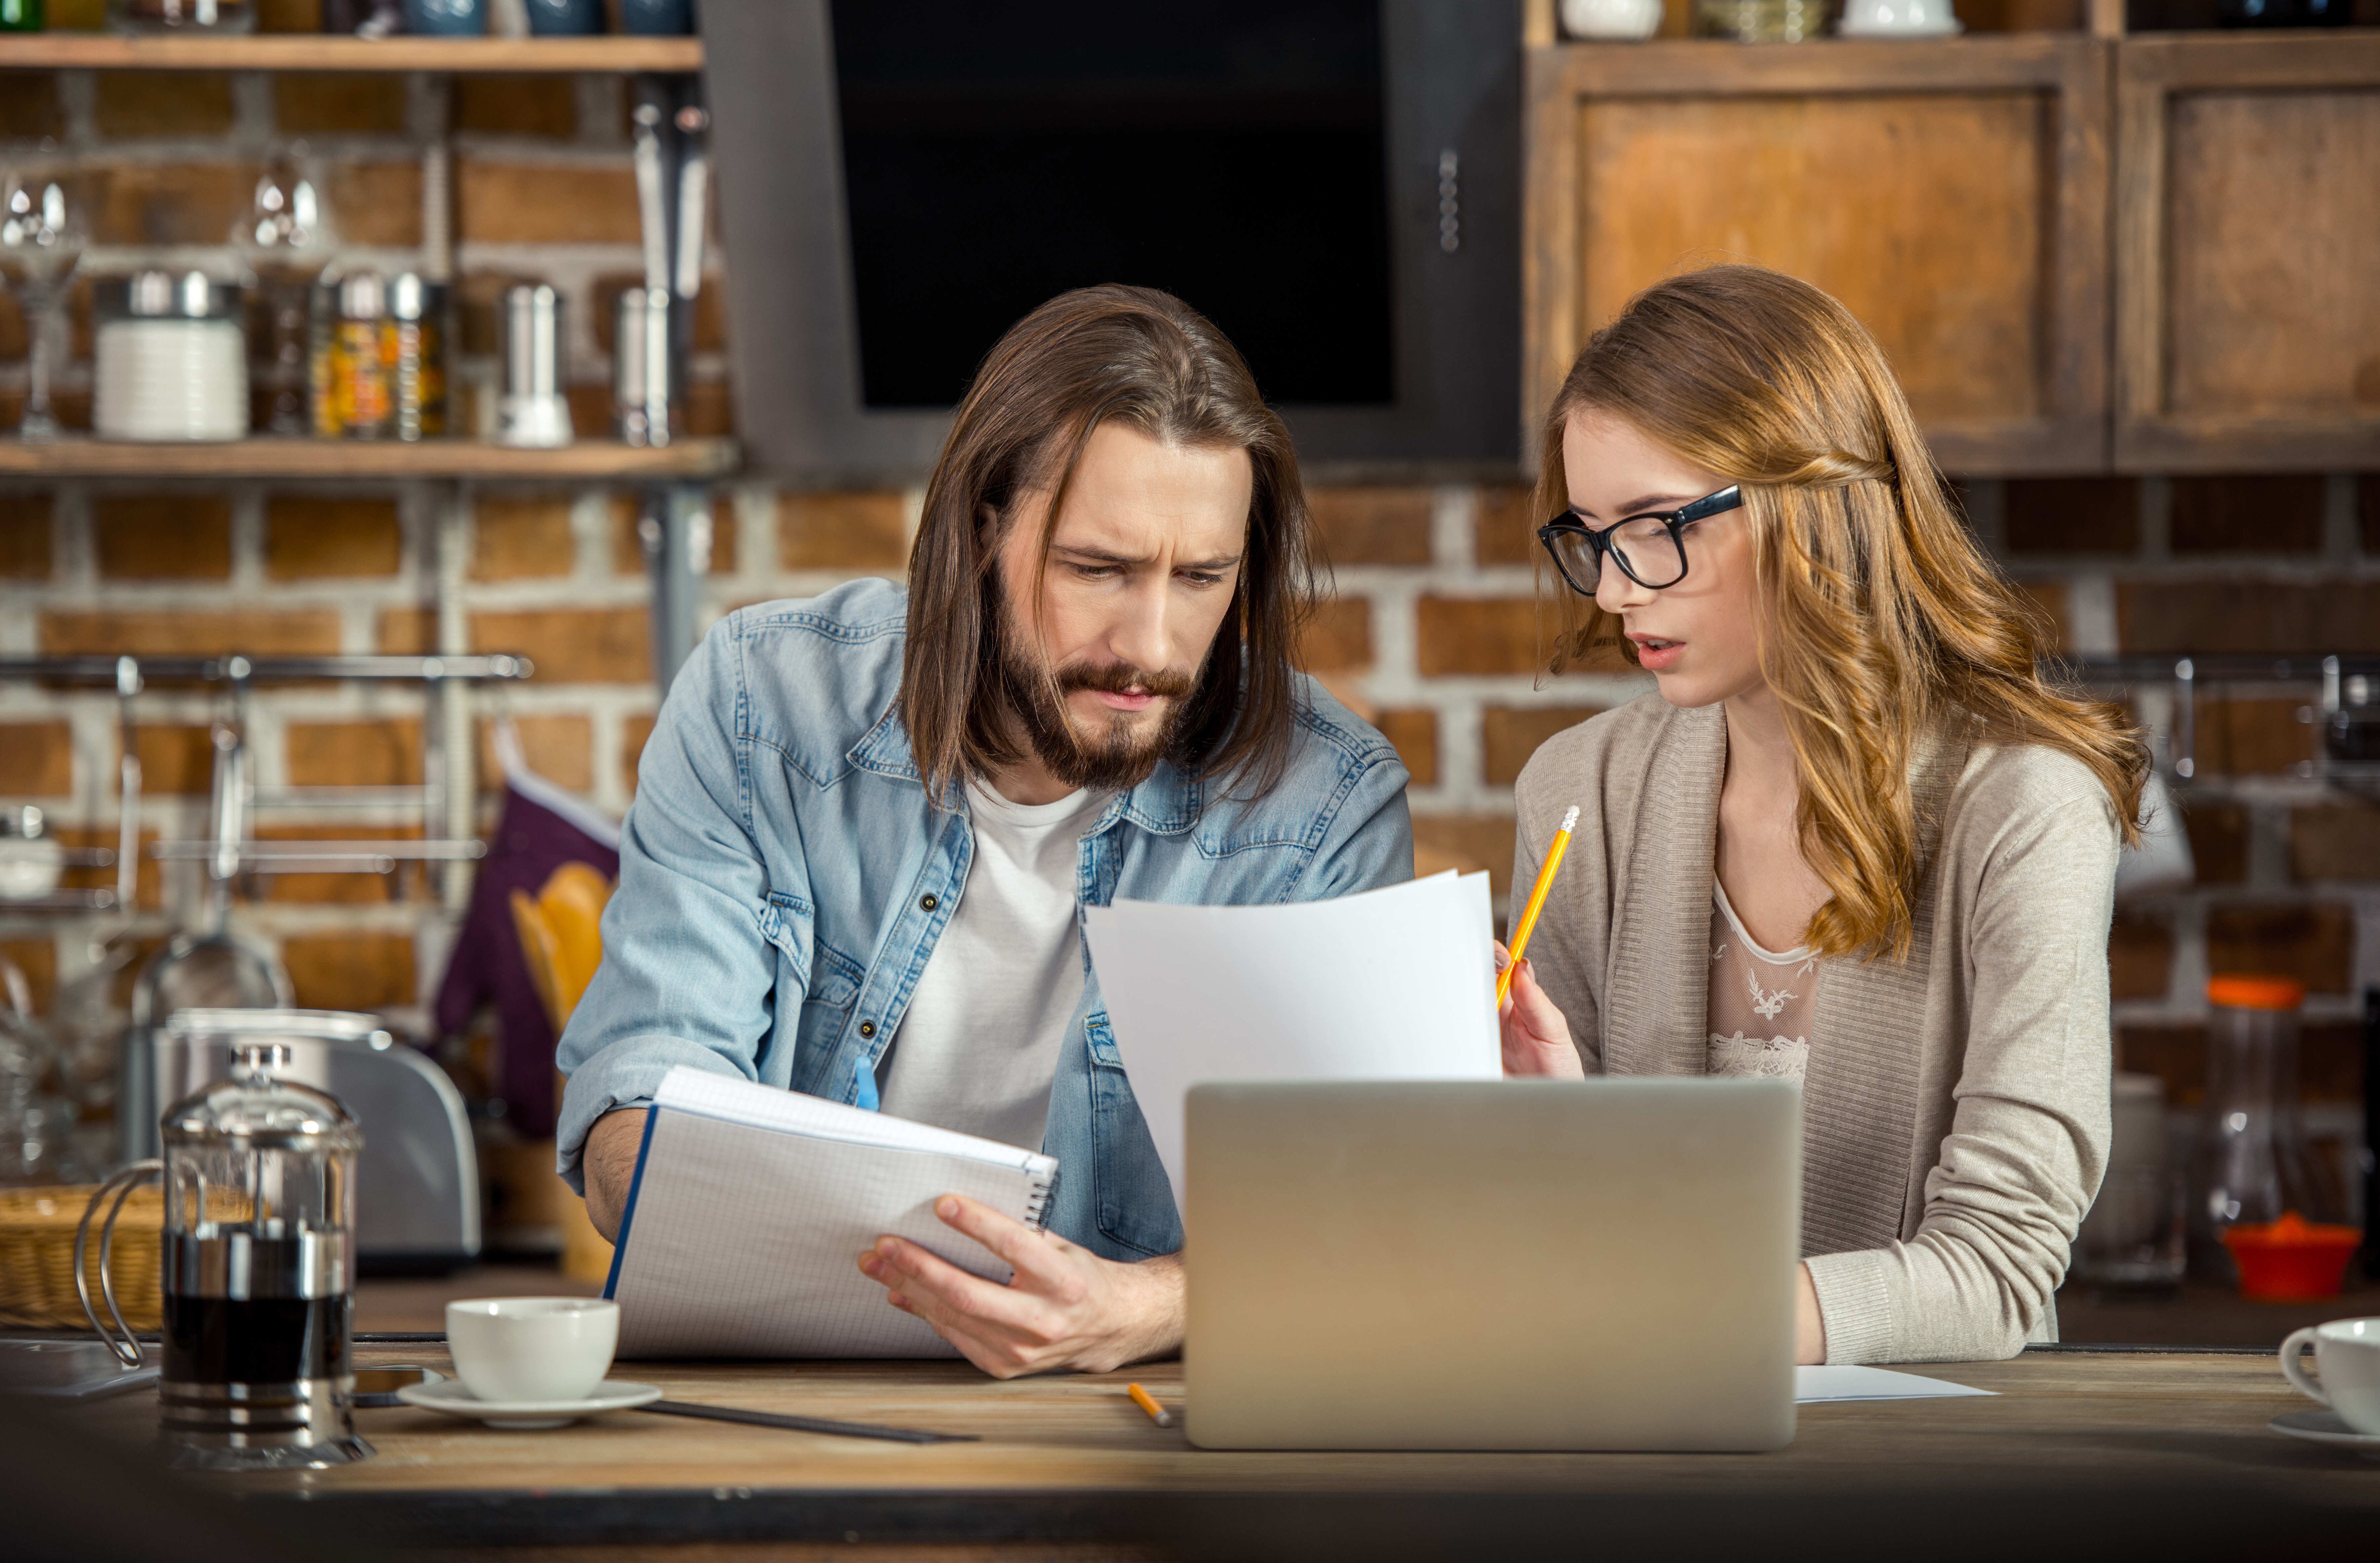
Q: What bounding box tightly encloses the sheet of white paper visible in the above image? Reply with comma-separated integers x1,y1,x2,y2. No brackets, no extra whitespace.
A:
1794,1365,1997,1404
1084,870,1502,1210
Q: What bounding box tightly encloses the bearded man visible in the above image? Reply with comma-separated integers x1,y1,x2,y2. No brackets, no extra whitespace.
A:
557,285,1413,1377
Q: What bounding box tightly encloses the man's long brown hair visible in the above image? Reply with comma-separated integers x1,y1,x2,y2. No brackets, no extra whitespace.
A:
901,284,1320,806
1537,265,2148,960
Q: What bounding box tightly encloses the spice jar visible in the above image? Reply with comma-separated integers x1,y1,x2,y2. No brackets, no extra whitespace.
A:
93,271,249,444
332,271,396,440
389,272,448,441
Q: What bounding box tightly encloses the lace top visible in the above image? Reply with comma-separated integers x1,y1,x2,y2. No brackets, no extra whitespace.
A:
1708,882,1816,1081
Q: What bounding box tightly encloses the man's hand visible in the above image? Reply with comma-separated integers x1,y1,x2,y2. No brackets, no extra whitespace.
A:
1496,941,1584,1079
581,1107,648,1241
856,1194,1183,1378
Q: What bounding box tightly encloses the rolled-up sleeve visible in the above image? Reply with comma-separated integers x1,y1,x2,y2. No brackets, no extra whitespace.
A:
1805,790,2118,1364
553,621,797,1189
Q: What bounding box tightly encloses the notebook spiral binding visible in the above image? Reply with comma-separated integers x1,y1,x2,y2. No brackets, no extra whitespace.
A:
1022,1167,1059,1234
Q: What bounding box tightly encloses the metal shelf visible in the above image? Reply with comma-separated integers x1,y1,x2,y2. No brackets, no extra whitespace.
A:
0,34,703,74
0,437,737,481
0,655,532,685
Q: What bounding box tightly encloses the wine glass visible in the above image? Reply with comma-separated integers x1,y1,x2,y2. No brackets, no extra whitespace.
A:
1,169,89,442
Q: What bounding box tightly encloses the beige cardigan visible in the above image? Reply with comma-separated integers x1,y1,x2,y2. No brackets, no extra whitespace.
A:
1512,695,2119,1365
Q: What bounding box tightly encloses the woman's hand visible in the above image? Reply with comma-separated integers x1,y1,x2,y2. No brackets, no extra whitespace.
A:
1497,941,1584,1079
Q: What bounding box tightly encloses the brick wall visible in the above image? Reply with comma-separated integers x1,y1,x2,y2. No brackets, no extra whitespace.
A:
3,60,2377,1135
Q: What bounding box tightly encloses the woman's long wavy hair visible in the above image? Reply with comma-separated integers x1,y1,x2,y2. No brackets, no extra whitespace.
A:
902,284,1319,808
1537,265,2147,960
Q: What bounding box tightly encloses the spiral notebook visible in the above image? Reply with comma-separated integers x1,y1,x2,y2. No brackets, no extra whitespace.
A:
605,1065,1060,1359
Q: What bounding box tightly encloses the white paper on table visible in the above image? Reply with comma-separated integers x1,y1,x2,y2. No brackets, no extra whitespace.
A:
1083,870,1502,1210
1795,1365,1997,1404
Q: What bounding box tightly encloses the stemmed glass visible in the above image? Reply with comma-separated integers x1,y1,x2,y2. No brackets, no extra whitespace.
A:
1,169,89,443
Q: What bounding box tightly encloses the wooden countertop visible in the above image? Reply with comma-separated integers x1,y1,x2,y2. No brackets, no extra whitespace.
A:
57,1342,2380,1551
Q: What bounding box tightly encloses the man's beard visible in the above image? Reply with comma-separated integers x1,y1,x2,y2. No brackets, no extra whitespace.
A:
994,598,1200,793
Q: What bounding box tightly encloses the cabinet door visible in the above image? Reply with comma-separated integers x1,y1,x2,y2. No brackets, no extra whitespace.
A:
2116,35,2380,472
1525,38,2110,475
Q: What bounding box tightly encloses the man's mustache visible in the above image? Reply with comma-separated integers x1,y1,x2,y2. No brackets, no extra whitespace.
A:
1054,661,1195,700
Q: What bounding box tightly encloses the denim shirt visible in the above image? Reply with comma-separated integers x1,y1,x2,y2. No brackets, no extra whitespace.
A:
555,579,1414,1261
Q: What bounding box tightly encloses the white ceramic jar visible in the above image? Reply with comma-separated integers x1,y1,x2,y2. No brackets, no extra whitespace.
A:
93,270,249,443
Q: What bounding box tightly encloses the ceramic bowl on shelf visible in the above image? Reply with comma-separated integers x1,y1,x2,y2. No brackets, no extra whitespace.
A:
1562,0,1664,39
1837,0,1963,35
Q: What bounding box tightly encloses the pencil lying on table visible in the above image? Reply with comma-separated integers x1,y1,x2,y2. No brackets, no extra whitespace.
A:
1497,805,1578,1007
1126,1382,1174,1428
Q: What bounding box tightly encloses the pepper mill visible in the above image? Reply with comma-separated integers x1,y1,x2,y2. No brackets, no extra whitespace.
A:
79,1038,371,1469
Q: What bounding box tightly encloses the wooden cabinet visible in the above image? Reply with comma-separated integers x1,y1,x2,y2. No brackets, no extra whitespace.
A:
2115,34,2380,472
1525,38,2111,475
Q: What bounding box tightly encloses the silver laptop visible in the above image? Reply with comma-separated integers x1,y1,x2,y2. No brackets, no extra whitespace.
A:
1183,1078,1800,1451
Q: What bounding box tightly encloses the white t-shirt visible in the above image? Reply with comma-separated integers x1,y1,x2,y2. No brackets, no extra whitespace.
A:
875,778,1110,1150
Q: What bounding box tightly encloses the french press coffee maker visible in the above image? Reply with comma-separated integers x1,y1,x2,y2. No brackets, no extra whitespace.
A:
78,1038,370,1468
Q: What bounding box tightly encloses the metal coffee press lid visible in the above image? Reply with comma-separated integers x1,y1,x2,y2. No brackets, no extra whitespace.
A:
162,1037,364,1156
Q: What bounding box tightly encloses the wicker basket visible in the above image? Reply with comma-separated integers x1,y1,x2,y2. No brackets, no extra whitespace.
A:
0,1184,164,1333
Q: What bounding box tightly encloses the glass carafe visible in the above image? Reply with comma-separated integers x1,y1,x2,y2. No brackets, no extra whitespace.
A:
78,1038,370,1469
2186,975,2341,1280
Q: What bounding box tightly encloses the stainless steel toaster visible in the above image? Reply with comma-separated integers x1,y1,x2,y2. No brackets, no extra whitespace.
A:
132,1008,481,1273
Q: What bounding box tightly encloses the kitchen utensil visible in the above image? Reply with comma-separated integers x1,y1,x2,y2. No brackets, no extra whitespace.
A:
403,0,482,34
353,1363,444,1406
395,1374,659,1429
1694,0,1825,41
445,1296,616,1404
612,285,674,446
2281,1317,2380,1434
495,284,573,448
0,806,65,901
633,1396,979,1444
108,0,254,32
1561,0,1662,38
137,1009,481,1271
1837,0,1963,35
618,0,691,33
2188,973,2346,1285
79,1038,372,1469
2225,1212,2361,1301
389,271,448,441
524,0,599,32
333,270,395,439
93,271,249,444
0,1337,161,1399
1,172,88,442
2268,1408,2380,1454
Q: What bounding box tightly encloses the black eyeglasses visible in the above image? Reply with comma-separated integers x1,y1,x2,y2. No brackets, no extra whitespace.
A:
1537,485,1743,596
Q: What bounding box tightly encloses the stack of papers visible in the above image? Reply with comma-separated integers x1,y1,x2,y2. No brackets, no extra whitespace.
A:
1794,1366,1995,1403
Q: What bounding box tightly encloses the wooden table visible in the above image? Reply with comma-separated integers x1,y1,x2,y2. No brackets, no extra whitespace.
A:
51,1339,2380,1557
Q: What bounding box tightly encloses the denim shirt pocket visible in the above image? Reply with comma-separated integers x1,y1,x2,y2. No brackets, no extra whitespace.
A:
1082,1009,1185,1258
761,890,865,1088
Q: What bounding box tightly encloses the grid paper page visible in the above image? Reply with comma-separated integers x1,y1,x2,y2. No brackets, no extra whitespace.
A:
613,1079,1058,1359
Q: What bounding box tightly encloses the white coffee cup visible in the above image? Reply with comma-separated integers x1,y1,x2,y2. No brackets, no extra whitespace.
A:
2281,1317,2380,1434
446,1297,619,1404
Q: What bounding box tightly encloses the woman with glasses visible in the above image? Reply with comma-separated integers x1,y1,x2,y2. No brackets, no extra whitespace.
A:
1497,266,2149,1366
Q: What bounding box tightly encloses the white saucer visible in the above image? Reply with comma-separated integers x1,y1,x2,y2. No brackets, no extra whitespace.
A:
395,1377,663,1430
2270,1408,2380,1457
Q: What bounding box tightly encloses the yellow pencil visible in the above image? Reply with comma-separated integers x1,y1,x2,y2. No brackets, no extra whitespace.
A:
1497,805,1578,1007
1126,1382,1174,1428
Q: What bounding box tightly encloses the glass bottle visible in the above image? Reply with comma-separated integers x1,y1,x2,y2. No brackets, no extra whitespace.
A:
332,271,395,440
2187,974,2340,1279
0,0,45,32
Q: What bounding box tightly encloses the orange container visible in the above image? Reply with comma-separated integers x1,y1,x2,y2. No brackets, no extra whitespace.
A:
2219,1212,2361,1302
